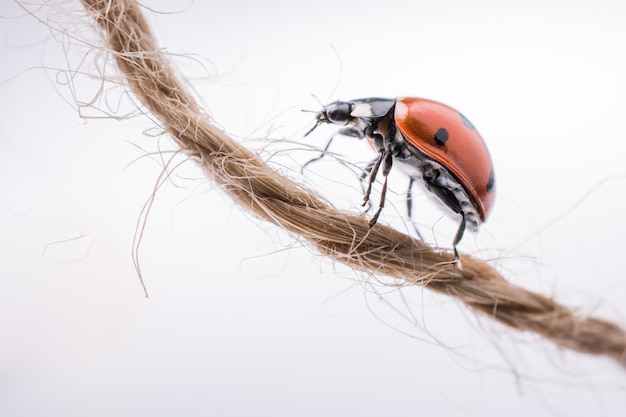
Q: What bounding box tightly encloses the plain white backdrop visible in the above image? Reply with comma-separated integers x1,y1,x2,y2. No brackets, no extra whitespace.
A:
1,0,626,415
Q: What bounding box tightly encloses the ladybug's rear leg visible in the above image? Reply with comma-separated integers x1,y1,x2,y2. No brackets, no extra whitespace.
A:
422,163,467,267
452,212,467,266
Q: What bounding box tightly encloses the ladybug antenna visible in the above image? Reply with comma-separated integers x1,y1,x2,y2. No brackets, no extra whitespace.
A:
310,93,324,107
301,106,328,137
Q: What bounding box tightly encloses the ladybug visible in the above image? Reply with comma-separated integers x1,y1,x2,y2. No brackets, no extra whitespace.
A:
305,97,495,263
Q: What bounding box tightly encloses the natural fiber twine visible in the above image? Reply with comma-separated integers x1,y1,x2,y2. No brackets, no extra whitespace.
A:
79,0,626,365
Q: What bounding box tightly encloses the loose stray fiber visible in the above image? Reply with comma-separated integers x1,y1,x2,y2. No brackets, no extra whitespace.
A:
78,0,626,365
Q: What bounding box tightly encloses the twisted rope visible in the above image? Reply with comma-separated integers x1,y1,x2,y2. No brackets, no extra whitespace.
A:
80,0,626,365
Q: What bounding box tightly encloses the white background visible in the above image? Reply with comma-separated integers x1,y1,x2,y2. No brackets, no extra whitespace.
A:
1,0,626,415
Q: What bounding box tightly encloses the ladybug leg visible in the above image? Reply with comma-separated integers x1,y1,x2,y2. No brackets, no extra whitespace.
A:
362,152,383,207
452,212,467,266
301,132,337,174
359,157,379,183
422,164,467,265
358,157,379,211
301,127,361,174
368,152,393,227
406,178,424,240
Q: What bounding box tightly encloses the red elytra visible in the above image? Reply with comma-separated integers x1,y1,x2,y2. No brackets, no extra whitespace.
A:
394,97,495,222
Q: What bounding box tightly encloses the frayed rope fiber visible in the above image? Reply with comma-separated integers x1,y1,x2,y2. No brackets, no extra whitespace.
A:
81,0,626,365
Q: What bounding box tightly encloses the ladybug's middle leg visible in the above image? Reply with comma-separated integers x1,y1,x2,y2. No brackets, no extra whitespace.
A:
405,177,424,240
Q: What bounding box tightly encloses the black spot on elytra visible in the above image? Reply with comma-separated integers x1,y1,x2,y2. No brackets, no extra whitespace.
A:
486,170,495,193
434,128,449,146
460,113,475,129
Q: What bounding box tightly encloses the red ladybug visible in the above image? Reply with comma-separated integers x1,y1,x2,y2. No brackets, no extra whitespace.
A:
305,97,495,262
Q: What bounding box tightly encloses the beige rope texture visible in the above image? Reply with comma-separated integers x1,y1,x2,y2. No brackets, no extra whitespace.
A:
80,0,626,365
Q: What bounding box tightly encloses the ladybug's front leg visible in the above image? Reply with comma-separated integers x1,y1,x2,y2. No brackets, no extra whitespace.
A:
364,132,395,227
362,153,382,208
302,127,362,174
367,151,393,227
361,131,384,207
358,157,379,212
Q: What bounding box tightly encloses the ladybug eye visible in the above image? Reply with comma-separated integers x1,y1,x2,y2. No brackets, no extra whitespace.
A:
325,102,352,125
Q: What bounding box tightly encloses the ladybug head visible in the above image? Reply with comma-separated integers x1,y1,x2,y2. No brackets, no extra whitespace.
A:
304,100,353,137
323,101,352,125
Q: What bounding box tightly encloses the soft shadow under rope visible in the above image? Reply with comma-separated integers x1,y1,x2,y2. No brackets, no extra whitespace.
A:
80,0,626,365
